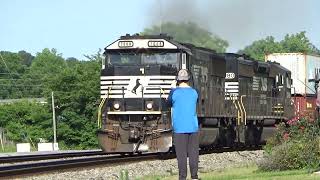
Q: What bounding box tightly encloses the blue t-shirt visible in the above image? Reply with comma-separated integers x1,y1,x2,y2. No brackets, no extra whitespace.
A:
167,87,198,133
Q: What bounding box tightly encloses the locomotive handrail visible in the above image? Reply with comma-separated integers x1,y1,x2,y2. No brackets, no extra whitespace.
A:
225,92,291,120
236,100,243,125
98,87,110,128
107,111,162,115
240,95,247,125
242,95,291,118
98,98,106,128
142,85,167,112
231,98,241,125
226,91,244,126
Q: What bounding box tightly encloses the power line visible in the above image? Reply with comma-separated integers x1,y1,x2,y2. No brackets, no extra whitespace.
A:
0,54,12,75
0,83,96,87
0,84,43,87
0,78,42,81
0,72,21,75
0,54,25,98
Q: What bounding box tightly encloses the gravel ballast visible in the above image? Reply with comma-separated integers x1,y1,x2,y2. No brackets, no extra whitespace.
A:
24,150,263,180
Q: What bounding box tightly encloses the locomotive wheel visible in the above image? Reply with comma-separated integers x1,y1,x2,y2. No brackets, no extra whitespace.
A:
245,126,258,146
225,128,236,147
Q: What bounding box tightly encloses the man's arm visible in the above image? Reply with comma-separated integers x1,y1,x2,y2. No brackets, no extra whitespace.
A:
194,88,199,103
166,88,175,107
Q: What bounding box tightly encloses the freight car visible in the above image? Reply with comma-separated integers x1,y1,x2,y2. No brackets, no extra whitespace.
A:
265,53,320,119
97,34,294,153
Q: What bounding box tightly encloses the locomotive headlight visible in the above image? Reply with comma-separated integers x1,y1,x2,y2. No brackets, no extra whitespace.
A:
146,102,153,110
113,102,120,110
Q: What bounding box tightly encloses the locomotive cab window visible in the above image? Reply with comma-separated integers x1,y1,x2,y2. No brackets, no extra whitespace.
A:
105,52,179,68
107,53,141,65
102,57,105,69
141,53,179,68
276,74,284,86
286,76,291,88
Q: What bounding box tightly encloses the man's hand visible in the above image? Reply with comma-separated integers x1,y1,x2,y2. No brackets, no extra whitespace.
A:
171,80,177,88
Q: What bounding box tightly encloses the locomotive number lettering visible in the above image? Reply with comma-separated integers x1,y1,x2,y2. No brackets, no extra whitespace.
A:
140,68,145,75
225,72,235,79
118,41,134,47
148,41,164,47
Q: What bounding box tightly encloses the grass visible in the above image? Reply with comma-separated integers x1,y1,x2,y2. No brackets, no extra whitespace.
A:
0,144,16,153
137,165,320,180
0,143,39,153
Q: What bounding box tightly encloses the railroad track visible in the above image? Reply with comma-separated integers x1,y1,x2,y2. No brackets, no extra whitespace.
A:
200,145,262,155
0,146,261,178
0,153,160,178
0,150,106,163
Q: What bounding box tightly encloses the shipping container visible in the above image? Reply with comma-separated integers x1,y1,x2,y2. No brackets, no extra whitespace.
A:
293,96,316,119
265,53,320,95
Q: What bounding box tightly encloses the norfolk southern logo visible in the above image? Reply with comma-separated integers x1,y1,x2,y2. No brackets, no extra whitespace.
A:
126,77,146,97
131,79,141,94
252,76,267,91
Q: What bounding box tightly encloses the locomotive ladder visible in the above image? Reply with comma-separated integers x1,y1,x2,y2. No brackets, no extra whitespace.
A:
232,95,247,143
232,95,247,126
98,87,110,128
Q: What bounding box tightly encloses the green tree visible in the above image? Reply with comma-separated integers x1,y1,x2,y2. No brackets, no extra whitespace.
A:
43,53,101,149
0,49,101,149
0,51,27,77
0,51,30,99
240,31,320,61
280,31,320,54
0,101,52,144
142,22,229,53
23,48,68,98
239,36,283,60
18,50,34,67
29,48,66,79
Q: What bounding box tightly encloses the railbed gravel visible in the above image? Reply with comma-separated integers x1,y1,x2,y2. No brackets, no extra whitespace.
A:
22,150,263,180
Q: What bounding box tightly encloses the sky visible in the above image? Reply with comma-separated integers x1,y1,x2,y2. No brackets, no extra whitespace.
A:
1,0,319,59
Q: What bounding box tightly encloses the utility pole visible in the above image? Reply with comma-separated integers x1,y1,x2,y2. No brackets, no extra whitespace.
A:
51,91,57,150
0,128,4,152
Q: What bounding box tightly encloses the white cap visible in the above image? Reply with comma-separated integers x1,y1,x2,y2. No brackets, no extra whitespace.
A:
177,69,190,81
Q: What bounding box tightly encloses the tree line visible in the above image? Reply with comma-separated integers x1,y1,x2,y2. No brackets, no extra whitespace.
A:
0,49,101,149
0,22,319,150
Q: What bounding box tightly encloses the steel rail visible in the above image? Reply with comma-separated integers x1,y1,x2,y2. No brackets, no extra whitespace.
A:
0,153,159,178
200,146,262,155
0,150,106,163
0,147,262,178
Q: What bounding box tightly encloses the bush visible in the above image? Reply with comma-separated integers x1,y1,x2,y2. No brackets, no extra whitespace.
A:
259,117,320,171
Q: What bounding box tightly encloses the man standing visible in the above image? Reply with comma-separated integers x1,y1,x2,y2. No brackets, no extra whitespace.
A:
167,69,199,180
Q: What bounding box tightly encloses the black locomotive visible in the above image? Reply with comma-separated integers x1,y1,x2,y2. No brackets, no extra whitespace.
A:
97,34,294,153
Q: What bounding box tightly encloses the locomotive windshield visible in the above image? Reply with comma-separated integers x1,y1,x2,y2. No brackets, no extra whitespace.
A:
106,52,179,68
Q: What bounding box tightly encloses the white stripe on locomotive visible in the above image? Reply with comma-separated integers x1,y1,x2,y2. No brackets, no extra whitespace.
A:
100,75,175,98
224,81,239,100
